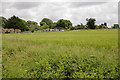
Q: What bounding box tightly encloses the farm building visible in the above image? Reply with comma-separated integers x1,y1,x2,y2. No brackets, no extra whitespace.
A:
43,29,49,32
2,29,21,33
49,29,54,31
54,29,60,31
43,29,60,32
14,29,21,33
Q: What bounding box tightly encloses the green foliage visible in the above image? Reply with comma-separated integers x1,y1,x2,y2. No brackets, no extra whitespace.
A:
56,19,72,30
40,22,46,26
52,22,57,29
56,19,67,29
2,29,119,78
75,24,85,30
4,15,29,31
95,25,99,29
0,16,111,31
112,24,119,29
27,20,40,31
102,25,108,29
27,20,38,27
40,18,53,29
41,25,49,29
29,25,40,31
86,18,96,29
70,26,76,30
0,16,7,28
64,20,72,29
26,56,119,78
104,22,107,26
71,23,86,30
97,25,108,29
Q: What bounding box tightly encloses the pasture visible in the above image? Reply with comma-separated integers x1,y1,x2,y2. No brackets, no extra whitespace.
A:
2,29,119,78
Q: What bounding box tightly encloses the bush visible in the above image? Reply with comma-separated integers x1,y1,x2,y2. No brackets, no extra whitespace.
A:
26,55,119,78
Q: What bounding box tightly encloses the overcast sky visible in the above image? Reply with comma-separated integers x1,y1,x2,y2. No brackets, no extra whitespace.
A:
0,0,119,27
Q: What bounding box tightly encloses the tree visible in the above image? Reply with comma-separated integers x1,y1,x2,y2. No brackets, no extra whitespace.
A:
64,20,72,29
104,22,107,26
40,22,46,26
95,25,99,29
102,25,108,29
97,24,108,29
98,25,103,29
40,18,53,29
112,24,119,29
41,25,49,29
86,18,96,29
56,19,67,30
52,22,57,29
79,23,85,29
56,19,72,30
74,23,85,30
5,15,29,31
70,26,76,30
29,25,40,31
27,20,38,27
75,25,80,29
27,20,40,31
0,16,7,28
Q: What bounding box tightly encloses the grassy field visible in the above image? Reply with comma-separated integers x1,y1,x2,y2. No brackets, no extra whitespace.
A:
2,29,119,78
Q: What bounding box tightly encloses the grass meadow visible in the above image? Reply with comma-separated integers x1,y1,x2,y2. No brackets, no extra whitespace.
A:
2,29,119,78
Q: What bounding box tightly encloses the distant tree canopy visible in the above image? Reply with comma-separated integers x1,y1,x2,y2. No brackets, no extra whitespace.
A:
104,22,107,26
0,16,7,28
40,18,54,29
52,22,57,29
86,18,96,29
41,25,49,29
56,19,72,30
27,20,40,31
112,24,119,29
75,23,85,29
40,22,46,26
1,15,117,32
27,20,38,27
4,15,29,31
70,23,86,30
64,20,72,29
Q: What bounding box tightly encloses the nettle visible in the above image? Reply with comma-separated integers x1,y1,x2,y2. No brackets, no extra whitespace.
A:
26,55,119,79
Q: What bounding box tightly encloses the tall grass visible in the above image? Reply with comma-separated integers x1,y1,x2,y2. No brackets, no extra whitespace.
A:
2,29,119,78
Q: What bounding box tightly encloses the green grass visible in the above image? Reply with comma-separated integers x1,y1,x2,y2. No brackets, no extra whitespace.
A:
2,29,119,78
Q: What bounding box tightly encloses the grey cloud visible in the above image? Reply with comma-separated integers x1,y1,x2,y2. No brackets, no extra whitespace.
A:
68,2,107,8
35,2,69,22
0,2,11,14
1,0,119,2
11,2,42,10
1,2,118,28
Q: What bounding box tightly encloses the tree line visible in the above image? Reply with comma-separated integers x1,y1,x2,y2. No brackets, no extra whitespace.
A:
0,15,119,32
